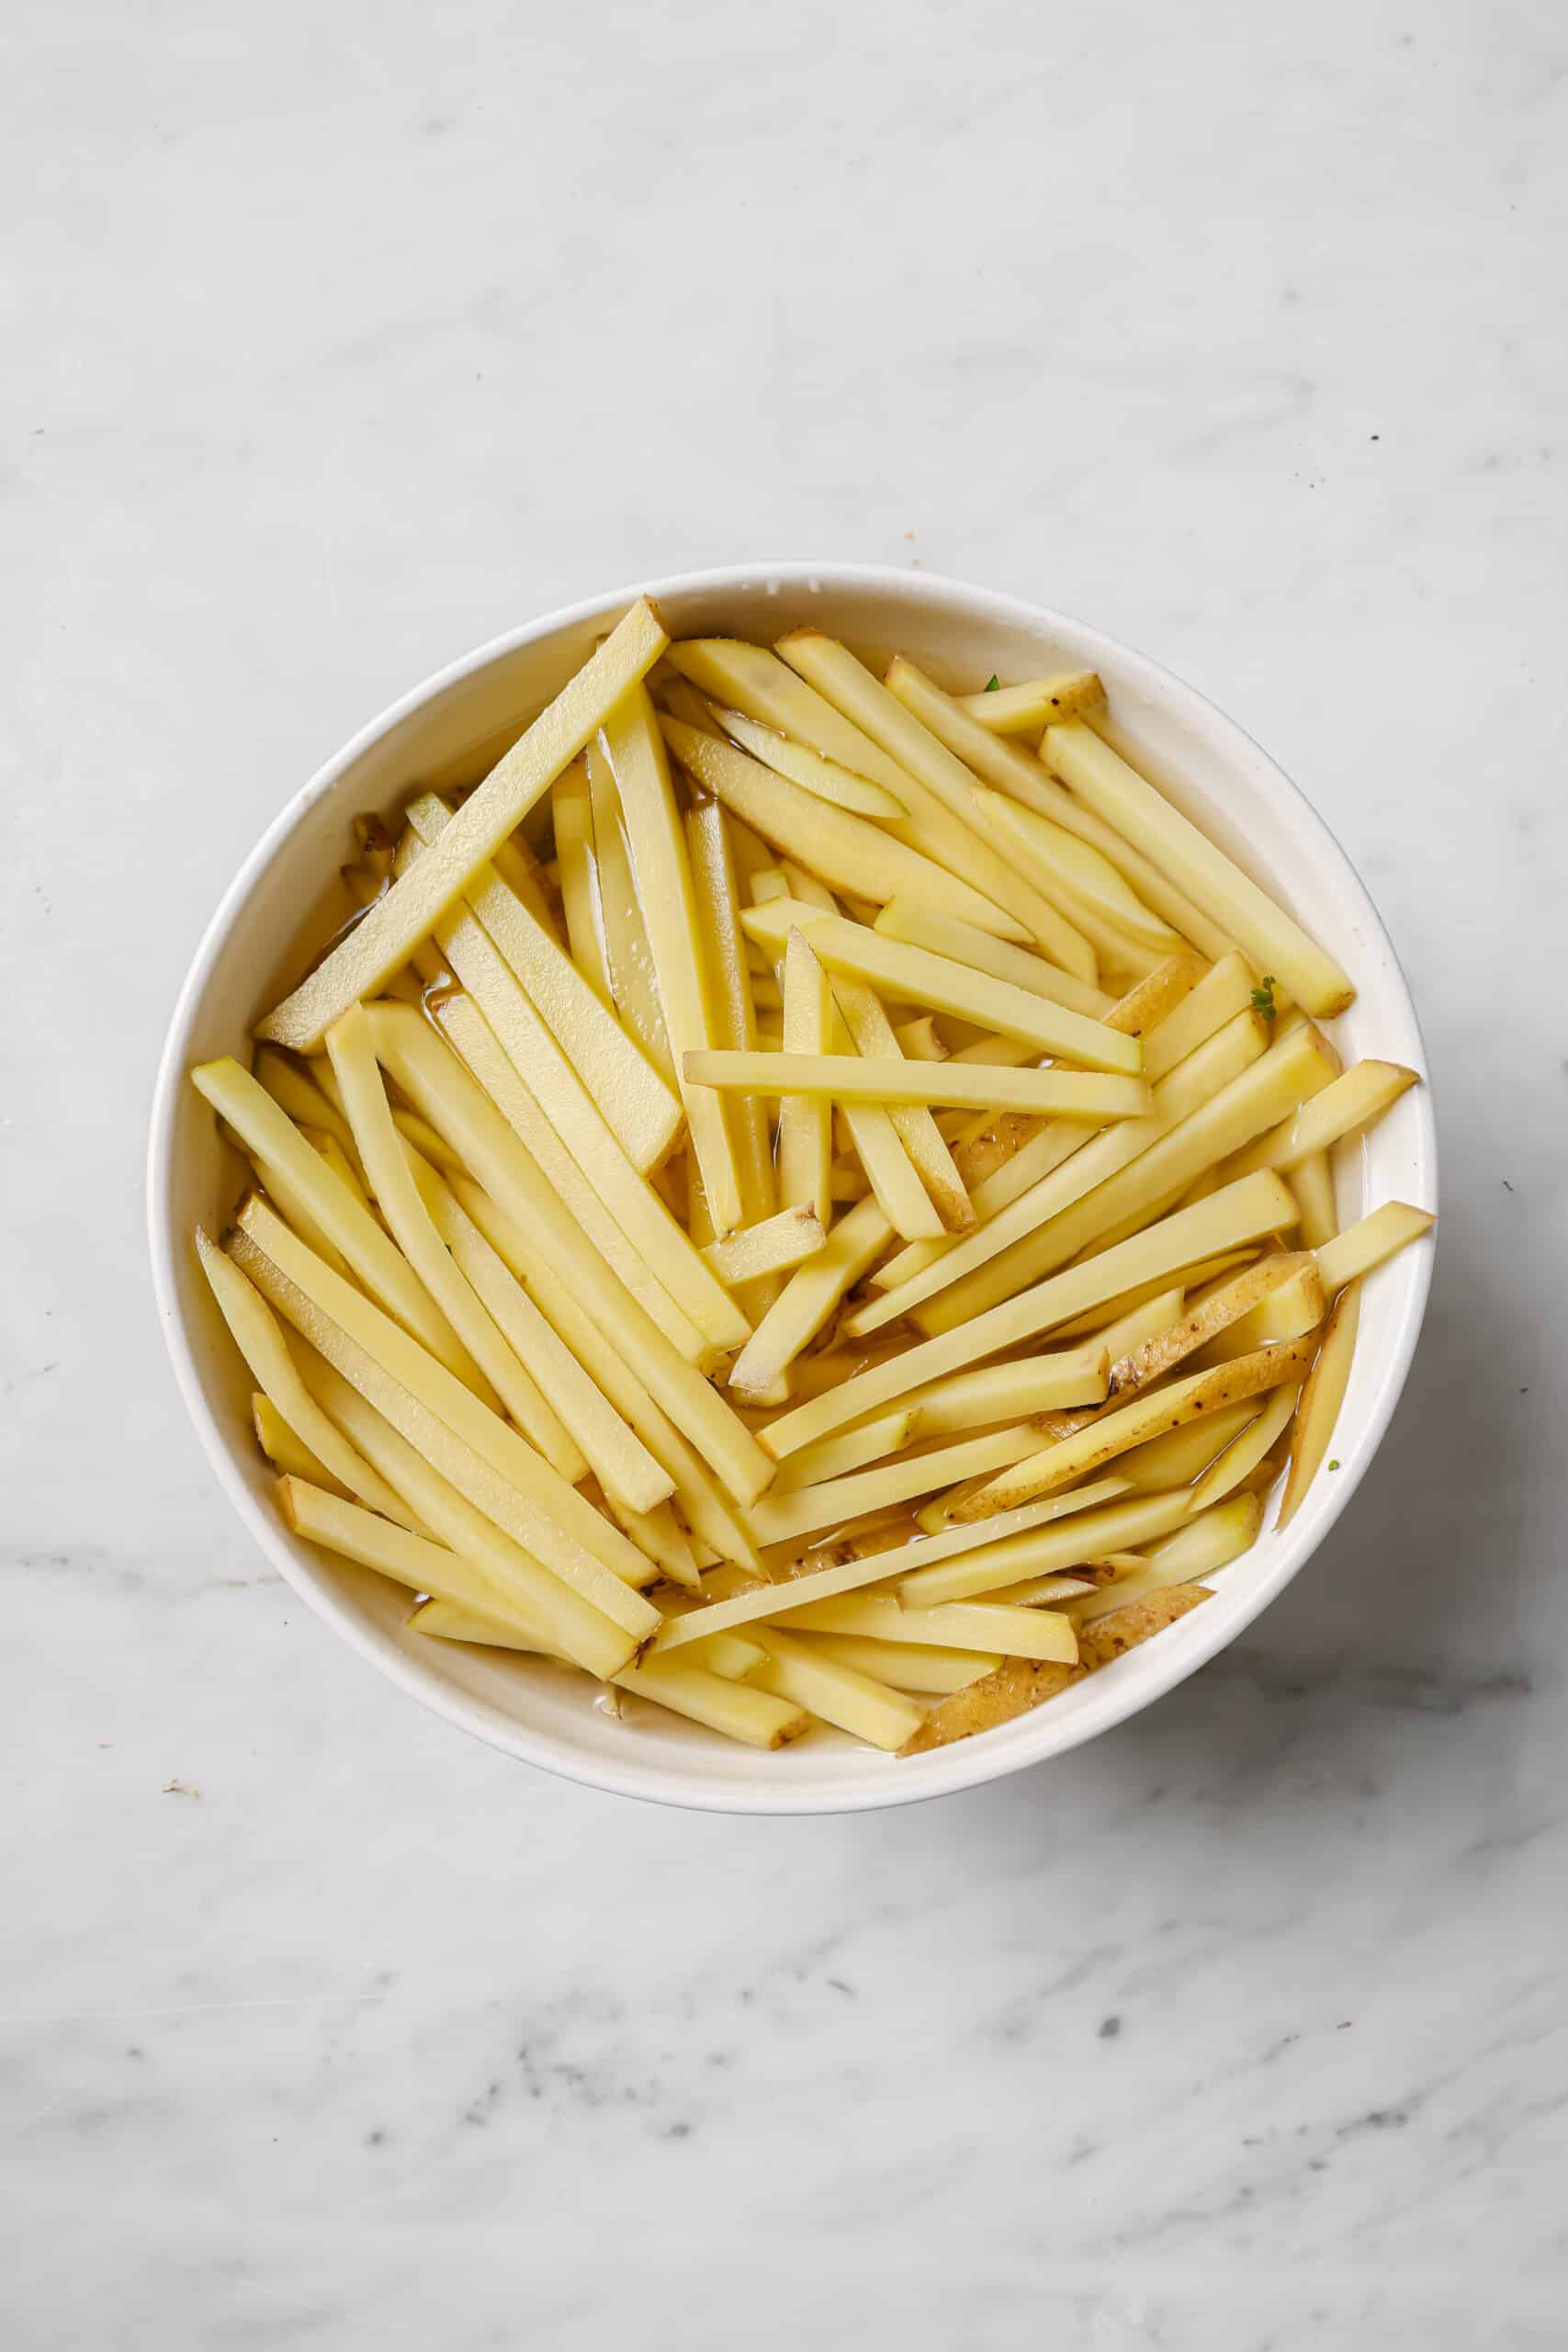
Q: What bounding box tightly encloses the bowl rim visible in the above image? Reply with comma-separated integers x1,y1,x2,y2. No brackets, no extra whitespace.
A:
147,560,1437,1815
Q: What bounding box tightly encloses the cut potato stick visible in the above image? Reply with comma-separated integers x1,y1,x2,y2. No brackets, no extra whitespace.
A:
749,1626,924,1750
601,684,744,1233
761,1170,1300,1461
852,1011,1267,1339
1292,1149,1338,1250
901,1584,1213,1753
798,1633,999,1695
728,1194,898,1398
258,600,667,1048
897,1351,1111,1438
278,1476,550,1639
583,738,677,1085
918,1019,1328,1335
660,714,1031,941
604,1496,699,1590
687,1051,1152,1123
1188,1383,1301,1511
776,631,1099,974
1142,956,1258,1084
550,761,613,1007
748,1423,1049,1548
739,905,1139,1072
703,1206,825,1289
776,931,834,1226
429,986,709,1362
670,637,919,796
1315,1201,1436,1295
1191,1262,1325,1366
1276,1283,1361,1530
874,898,1114,1022
1042,720,1353,1017
956,672,1105,732
1219,1060,1419,1182
1071,1496,1261,1623
776,1591,1078,1665
195,1230,424,1532
253,1046,365,1173
1114,1398,1263,1490
1048,1280,1189,1349
410,1155,671,1513
651,1547,916,1652
252,1392,344,1491
234,1196,661,1634
711,707,908,819
952,1333,1319,1521
451,1176,761,1566
325,1005,586,1465
771,1408,918,1493
298,1323,641,1667
404,1047,780,1502
401,831,748,1358
685,799,776,1243
894,1014,947,1060
192,1056,487,1391
1106,1253,1322,1397
897,1487,1195,1607
406,791,682,1175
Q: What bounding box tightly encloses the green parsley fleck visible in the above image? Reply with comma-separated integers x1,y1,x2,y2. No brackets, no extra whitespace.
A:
1327,1458,1340,1472
1250,974,1278,1020
983,674,1000,692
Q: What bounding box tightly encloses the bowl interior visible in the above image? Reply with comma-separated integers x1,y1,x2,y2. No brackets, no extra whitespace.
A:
150,565,1435,1814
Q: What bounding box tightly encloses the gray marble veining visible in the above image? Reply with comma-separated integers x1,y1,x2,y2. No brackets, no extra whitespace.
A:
3,2,1565,2344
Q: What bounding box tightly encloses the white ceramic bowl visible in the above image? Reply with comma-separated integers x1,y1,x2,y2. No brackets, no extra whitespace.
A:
148,563,1437,1815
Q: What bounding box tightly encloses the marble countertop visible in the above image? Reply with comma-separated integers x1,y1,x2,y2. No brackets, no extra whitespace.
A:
5,5,1565,2344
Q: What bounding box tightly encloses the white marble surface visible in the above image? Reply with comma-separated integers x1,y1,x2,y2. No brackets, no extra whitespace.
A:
4,4,1566,2343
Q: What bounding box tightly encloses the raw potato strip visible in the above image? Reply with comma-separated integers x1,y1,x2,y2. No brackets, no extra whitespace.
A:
400,829,748,1357
687,1050,1152,1123
703,1207,825,1289
426,983,708,1362
409,1595,808,1748
956,672,1106,733
739,904,1140,1073
324,1005,584,1468
771,864,974,1233
776,932,833,1225
583,740,677,1084
711,707,908,819
799,1634,1000,1695
874,899,1113,1022
952,1335,1319,1521
901,1487,1197,1607
1315,1203,1435,1294
770,1408,918,1492
258,600,668,1047
728,1193,894,1397
452,1177,761,1566
1113,1399,1263,1491
1188,1383,1300,1511
194,1232,423,1532
1191,1263,1325,1366
277,1476,552,1640
602,686,746,1231
252,1393,344,1490
191,1057,485,1388
684,800,777,1241
899,1585,1212,1754
407,791,682,1175
659,715,1031,942
254,1047,365,1175
1276,1283,1361,1530
776,631,1098,977
1042,720,1354,1017
897,1351,1111,1437
1218,1060,1420,1181
368,1009,773,1505
1072,1495,1262,1625
749,1627,925,1751
761,1171,1301,1461
1105,1254,1322,1398
747,1424,1055,1549
1292,1150,1338,1250
918,1019,1328,1336
773,1592,1078,1665
852,1012,1266,1339
234,1196,660,1634
551,762,614,1007
410,1156,671,1514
